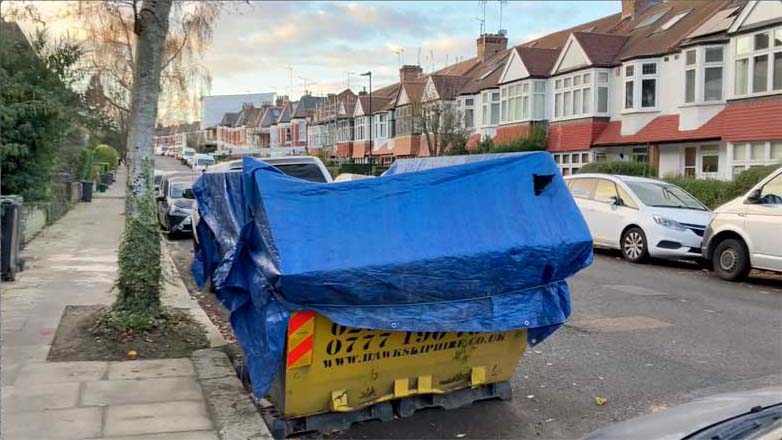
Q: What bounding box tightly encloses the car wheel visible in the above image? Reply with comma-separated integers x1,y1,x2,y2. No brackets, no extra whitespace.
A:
621,227,648,263
712,238,750,282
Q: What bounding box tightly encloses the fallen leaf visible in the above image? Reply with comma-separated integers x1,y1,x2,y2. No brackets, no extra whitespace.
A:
594,396,607,406
650,403,667,413
456,434,466,438
127,350,138,360
526,394,535,399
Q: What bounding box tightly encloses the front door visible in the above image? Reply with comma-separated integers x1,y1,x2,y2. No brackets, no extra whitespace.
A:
744,173,782,271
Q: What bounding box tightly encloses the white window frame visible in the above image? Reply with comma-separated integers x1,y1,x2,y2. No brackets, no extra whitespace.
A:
460,95,475,129
552,151,591,175
481,90,500,127
623,59,660,113
552,69,607,121
297,120,307,142
354,116,368,141
729,141,782,177
733,27,782,98
500,80,544,124
683,45,726,105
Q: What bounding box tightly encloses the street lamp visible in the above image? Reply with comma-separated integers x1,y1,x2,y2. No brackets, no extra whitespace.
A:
360,71,372,172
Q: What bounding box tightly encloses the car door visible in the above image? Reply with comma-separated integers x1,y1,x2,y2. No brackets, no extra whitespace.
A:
157,180,169,227
567,178,599,241
743,172,782,271
590,179,627,248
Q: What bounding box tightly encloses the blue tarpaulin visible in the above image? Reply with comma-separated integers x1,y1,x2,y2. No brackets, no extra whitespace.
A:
192,153,593,397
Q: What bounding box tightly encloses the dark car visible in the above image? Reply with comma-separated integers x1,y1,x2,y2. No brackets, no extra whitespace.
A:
157,176,196,237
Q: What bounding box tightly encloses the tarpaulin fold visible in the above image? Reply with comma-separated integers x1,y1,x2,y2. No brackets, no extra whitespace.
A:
192,152,592,397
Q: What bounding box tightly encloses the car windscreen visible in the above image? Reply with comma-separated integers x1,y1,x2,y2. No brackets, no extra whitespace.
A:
169,182,191,198
624,181,707,210
197,158,214,166
275,163,328,183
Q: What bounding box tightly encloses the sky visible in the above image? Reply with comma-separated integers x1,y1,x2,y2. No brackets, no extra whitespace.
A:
10,1,620,117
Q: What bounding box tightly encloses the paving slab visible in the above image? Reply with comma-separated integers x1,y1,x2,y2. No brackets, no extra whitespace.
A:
81,376,203,406
87,431,219,440
1,382,80,413
14,361,108,385
1,344,51,363
107,359,195,380
0,406,103,440
191,349,235,380
104,401,213,437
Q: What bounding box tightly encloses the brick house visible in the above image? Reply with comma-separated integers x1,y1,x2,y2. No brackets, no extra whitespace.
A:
352,93,393,163
334,90,358,159
290,95,324,152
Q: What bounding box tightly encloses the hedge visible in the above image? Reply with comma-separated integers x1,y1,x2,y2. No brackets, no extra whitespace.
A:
577,160,779,209
577,160,657,177
665,165,779,209
93,144,119,170
662,177,733,209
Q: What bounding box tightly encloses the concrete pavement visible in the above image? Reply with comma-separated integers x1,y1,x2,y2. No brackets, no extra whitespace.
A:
0,168,219,440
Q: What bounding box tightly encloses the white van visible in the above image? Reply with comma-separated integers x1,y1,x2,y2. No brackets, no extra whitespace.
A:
192,153,215,172
702,167,782,281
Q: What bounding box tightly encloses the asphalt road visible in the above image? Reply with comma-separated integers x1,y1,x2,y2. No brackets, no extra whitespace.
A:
155,155,782,439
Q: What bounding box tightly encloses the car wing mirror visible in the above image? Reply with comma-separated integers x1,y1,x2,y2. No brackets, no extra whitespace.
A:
182,188,195,199
746,188,762,204
609,196,623,206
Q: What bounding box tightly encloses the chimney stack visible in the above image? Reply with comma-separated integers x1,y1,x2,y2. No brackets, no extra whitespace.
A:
399,65,423,82
476,33,508,62
621,0,661,19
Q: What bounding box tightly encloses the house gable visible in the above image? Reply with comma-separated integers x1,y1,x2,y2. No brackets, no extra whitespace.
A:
729,1,782,33
552,35,591,74
499,48,530,84
397,87,410,106
423,78,440,102
338,101,347,117
353,99,364,117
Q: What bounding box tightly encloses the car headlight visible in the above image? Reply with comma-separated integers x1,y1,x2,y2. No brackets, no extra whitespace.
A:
653,215,686,231
169,205,192,216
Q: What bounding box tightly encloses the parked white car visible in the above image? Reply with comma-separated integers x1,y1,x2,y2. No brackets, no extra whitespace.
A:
564,174,711,263
182,147,196,166
191,153,215,172
702,167,782,281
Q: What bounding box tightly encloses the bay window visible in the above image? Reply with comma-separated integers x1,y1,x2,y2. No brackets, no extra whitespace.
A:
731,141,782,176
373,113,387,139
354,116,368,141
552,71,601,120
734,27,782,97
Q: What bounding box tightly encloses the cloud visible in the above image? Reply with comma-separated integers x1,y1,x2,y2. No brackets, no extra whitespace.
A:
13,0,620,106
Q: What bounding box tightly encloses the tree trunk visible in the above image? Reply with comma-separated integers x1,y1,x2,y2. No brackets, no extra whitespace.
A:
113,0,173,329
126,0,173,216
